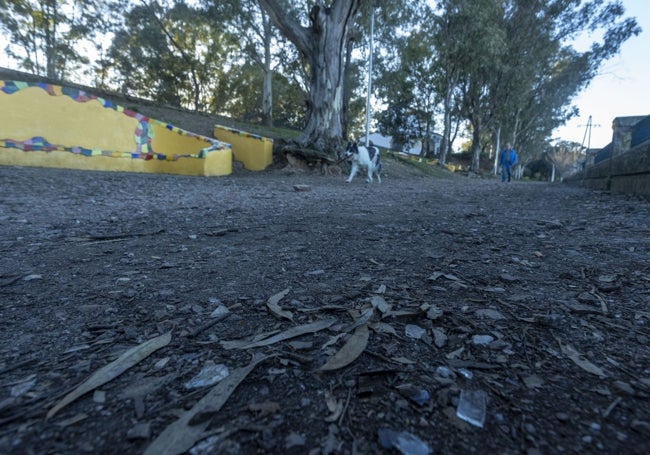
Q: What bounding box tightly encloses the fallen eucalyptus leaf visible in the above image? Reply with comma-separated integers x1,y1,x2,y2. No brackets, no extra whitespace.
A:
54,413,88,428
323,392,344,422
369,322,397,336
47,332,172,419
219,329,282,350
345,307,374,332
144,353,268,455
266,288,293,321
429,272,460,282
391,356,416,365
320,325,369,371
322,332,346,350
222,319,336,350
560,343,607,378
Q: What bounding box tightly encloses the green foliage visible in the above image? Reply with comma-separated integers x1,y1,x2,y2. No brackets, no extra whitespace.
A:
0,0,117,79
107,2,240,110
375,19,439,155
0,0,640,164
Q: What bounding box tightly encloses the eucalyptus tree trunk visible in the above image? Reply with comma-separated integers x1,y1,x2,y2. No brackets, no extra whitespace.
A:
258,0,361,161
439,80,453,165
261,11,273,127
470,115,481,173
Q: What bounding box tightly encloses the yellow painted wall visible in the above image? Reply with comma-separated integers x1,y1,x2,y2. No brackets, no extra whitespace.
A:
214,125,273,171
2,86,138,152
0,147,232,176
0,81,233,176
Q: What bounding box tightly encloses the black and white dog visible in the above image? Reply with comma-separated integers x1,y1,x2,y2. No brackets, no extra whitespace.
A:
343,142,382,183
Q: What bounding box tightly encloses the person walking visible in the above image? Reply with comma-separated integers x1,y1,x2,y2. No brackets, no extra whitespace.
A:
499,143,518,182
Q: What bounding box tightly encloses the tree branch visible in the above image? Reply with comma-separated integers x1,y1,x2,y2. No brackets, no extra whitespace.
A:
257,0,312,55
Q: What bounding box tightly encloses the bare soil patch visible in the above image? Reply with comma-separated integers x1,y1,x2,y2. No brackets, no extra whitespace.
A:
0,164,648,454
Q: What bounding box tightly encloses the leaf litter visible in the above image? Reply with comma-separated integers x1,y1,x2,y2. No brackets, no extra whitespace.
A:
47,332,172,419
2,166,649,454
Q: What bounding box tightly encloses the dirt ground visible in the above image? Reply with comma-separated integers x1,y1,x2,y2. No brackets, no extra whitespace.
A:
0,162,649,455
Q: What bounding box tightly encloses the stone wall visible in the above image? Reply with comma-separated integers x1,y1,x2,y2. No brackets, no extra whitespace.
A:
567,115,650,198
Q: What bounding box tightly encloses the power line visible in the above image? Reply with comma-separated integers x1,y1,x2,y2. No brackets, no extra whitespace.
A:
579,115,601,151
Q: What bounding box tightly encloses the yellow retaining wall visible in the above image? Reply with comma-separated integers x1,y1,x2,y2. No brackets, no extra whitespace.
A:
0,81,232,176
213,125,273,171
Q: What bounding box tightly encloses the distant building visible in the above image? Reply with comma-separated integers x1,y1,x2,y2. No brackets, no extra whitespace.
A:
590,114,650,165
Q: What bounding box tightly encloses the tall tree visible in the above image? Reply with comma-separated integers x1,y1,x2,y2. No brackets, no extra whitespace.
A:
208,0,284,127
0,0,114,80
453,0,506,173
376,26,439,156
436,0,640,173
493,0,641,164
430,0,471,165
108,1,239,111
257,0,362,160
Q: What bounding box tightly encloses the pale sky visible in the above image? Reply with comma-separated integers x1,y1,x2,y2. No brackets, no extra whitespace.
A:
553,1,650,148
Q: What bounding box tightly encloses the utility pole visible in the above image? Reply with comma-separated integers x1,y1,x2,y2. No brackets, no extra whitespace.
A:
579,115,601,151
364,2,375,147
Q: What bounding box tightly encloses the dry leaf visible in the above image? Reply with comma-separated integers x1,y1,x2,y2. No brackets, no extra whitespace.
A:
47,332,172,419
144,354,268,455
345,307,374,332
267,288,293,321
371,295,392,315
222,319,336,350
320,325,369,371
369,322,397,336
429,272,460,281
322,332,346,350
391,356,416,365
560,343,607,378
323,393,344,422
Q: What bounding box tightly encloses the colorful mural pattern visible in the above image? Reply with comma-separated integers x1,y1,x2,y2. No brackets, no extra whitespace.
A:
0,80,229,161
216,125,271,143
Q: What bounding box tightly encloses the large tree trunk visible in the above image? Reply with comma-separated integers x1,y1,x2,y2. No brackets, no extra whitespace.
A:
439,81,453,165
262,12,273,127
470,115,481,173
258,0,361,161
341,32,355,142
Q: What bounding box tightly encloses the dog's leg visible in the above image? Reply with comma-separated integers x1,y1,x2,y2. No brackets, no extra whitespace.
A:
347,163,359,183
366,167,373,183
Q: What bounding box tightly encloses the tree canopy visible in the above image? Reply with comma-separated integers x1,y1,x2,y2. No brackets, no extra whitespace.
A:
0,0,641,166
